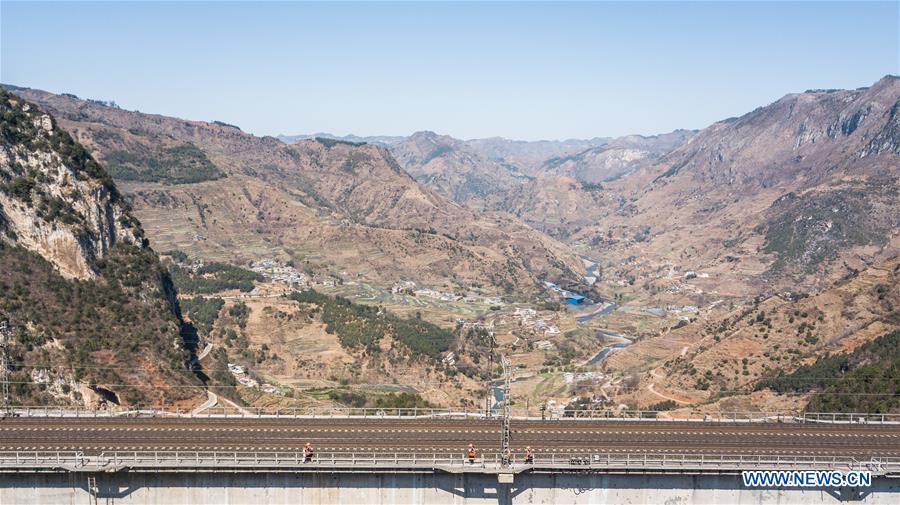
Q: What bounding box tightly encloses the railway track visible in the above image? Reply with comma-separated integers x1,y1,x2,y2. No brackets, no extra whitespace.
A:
2,418,898,457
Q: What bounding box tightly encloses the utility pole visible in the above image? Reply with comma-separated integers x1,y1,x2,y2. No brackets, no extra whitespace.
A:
500,354,512,467
485,332,496,418
0,318,11,416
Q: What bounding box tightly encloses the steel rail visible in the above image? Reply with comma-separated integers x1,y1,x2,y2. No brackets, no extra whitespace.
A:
3,417,898,458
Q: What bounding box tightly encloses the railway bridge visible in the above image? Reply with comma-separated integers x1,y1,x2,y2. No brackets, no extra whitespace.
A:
2,408,899,504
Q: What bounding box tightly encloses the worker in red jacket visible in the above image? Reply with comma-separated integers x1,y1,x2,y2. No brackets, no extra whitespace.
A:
304,442,314,463
524,446,534,464
466,444,477,463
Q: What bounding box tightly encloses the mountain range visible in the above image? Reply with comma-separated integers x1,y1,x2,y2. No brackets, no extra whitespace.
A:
6,85,587,298
584,75,899,295
282,77,898,295
1,75,897,412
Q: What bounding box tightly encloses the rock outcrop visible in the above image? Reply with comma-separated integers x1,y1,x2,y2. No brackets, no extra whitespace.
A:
1,90,144,279
0,90,203,407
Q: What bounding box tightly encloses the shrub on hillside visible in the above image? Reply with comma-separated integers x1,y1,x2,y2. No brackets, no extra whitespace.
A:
289,289,454,360
169,262,262,294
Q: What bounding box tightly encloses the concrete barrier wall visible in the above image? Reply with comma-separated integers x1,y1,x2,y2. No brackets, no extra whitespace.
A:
2,472,897,504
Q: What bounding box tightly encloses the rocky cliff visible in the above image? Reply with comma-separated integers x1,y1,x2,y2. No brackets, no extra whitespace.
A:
0,90,144,279
0,90,203,407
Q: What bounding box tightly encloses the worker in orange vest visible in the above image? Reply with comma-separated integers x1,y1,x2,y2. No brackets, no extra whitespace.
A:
466,444,477,463
524,446,534,464
304,442,314,463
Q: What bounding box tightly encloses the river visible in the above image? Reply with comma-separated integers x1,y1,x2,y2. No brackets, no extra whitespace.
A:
488,258,629,412
587,330,633,365
569,256,619,322
489,376,532,415
489,330,633,413
582,256,601,281
575,301,617,322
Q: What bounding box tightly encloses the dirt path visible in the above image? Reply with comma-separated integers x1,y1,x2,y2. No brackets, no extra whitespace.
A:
647,383,691,405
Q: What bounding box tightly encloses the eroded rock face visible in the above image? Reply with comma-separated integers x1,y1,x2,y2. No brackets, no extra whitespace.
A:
0,93,143,279
0,90,203,407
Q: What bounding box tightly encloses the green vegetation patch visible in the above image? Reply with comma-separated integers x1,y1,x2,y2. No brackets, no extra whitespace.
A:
315,137,365,148
758,330,900,413
169,262,263,294
542,154,579,169
104,143,225,184
760,181,898,274
289,289,454,359
228,301,250,330
652,151,696,182
165,249,189,263
212,120,241,130
179,297,224,338
323,390,434,410
375,392,434,409
0,243,199,405
420,145,452,165
581,181,603,192
647,400,678,411
7,176,35,201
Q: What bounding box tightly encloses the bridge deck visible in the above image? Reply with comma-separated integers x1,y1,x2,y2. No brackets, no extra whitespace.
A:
2,417,899,460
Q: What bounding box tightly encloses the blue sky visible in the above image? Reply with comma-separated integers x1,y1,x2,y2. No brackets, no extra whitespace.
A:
2,1,898,140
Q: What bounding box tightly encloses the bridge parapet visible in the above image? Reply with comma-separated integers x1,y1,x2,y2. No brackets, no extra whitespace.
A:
2,451,897,476
6,407,899,424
